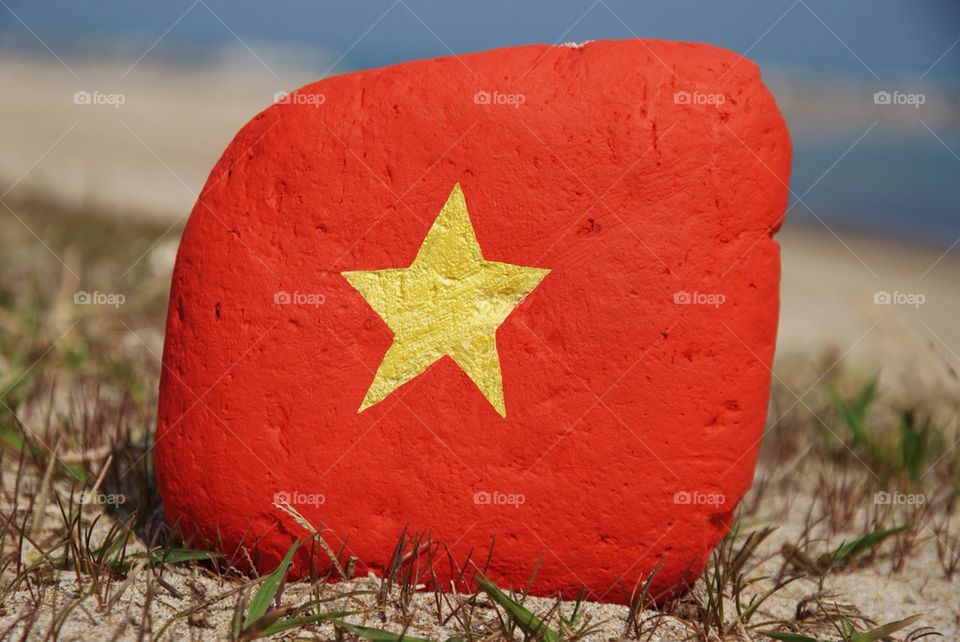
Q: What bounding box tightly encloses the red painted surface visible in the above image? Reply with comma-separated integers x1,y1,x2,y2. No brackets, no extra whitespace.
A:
156,39,791,603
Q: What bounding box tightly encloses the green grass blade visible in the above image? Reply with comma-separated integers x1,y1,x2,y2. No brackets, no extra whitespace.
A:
475,575,560,642
851,613,923,641
567,587,585,625
251,609,349,638
243,539,300,630
335,621,435,641
898,412,931,482
107,547,222,573
830,525,909,565
760,632,822,642
830,378,877,449
148,548,222,564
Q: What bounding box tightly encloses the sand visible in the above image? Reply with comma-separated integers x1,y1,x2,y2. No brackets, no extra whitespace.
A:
2,472,957,640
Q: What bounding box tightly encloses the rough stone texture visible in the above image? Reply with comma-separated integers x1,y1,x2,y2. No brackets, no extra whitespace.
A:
156,39,791,603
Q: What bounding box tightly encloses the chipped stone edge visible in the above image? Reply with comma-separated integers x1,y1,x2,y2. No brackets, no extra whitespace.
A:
557,40,594,48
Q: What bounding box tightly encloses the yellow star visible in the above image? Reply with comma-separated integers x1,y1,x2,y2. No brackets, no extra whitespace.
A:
342,183,550,417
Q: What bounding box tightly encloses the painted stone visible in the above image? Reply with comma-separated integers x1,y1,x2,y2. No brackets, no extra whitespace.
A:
156,39,791,603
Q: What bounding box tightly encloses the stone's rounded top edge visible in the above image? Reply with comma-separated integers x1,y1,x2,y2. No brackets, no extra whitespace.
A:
286,38,762,95
194,36,784,218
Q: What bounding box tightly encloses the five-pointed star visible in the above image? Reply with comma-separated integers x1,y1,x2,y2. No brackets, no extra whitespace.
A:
342,183,550,417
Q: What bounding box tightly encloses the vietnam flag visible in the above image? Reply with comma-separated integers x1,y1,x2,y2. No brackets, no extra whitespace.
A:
156,39,790,602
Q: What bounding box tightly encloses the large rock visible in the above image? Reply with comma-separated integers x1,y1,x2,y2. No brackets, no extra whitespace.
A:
156,39,791,603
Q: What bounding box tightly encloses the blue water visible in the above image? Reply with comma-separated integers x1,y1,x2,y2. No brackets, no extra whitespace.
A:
791,133,960,246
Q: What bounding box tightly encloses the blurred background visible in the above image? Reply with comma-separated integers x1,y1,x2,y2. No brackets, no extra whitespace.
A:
2,5,959,638
1,0,959,396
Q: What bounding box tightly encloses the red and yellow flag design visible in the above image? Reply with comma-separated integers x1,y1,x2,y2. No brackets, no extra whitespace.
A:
157,39,790,602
